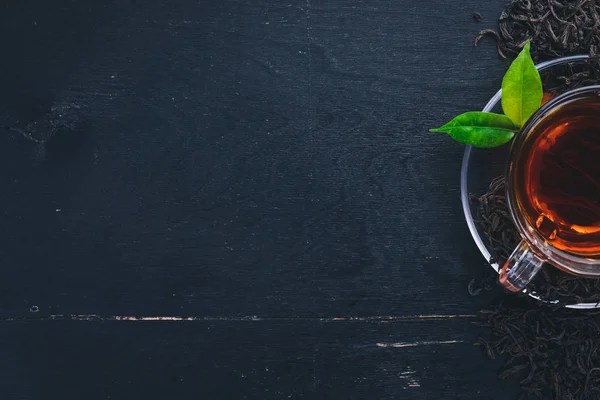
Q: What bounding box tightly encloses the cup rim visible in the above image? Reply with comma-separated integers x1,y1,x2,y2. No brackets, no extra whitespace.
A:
506,84,600,275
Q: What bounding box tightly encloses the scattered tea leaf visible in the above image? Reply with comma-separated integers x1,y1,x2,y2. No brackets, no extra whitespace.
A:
430,112,517,148
474,29,507,59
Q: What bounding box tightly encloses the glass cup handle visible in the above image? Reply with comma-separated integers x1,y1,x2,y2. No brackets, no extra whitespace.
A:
499,240,544,292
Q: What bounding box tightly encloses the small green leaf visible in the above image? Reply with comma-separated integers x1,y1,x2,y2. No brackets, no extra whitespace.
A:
430,112,517,148
501,42,543,127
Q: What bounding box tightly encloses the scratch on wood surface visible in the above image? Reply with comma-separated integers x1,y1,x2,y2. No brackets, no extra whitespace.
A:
376,340,463,348
0,314,476,322
325,314,476,322
50,315,264,321
399,367,421,388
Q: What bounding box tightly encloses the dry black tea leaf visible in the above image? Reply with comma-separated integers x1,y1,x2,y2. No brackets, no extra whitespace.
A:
478,297,600,400
478,0,600,61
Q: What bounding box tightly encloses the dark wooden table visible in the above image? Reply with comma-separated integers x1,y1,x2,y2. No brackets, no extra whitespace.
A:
0,1,520,398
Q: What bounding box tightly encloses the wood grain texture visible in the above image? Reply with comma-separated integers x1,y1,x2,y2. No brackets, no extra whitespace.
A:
0,0,516,398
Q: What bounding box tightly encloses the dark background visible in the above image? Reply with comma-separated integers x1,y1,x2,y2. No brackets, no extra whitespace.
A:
0,1,517,398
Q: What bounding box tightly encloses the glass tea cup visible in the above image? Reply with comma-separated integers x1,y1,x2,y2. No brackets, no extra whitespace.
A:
499,85,600,292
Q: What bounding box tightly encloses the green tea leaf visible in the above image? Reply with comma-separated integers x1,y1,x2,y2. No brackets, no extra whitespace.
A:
430,112,517,148
501,42,543,127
